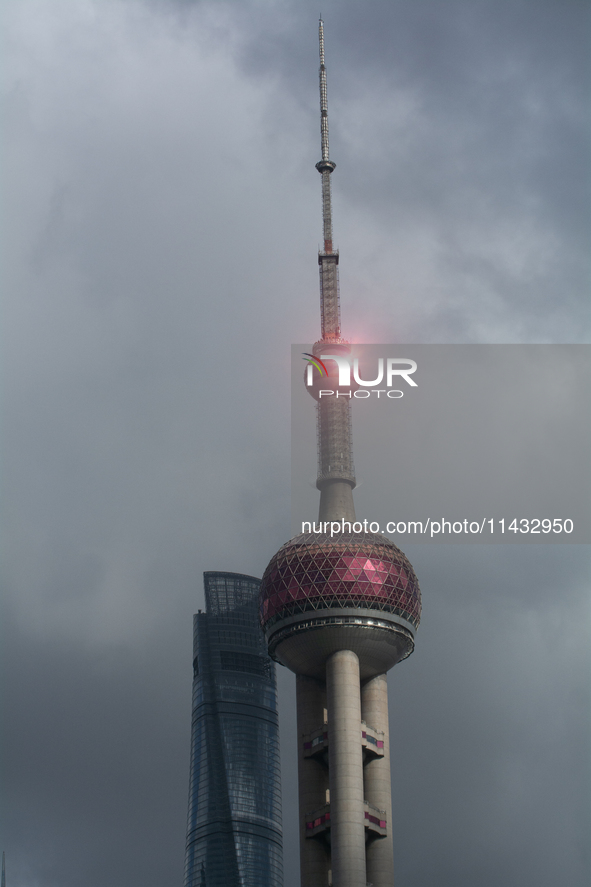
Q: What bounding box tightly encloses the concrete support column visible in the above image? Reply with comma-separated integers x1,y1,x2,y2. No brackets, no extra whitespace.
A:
361,673,394,887
296,674,329,887
326,650,366,887
318,481,355,522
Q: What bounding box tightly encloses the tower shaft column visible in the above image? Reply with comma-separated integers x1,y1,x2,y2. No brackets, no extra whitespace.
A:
361,673,395,887
318,480,355,522
326,650,366,887
296,675,329,887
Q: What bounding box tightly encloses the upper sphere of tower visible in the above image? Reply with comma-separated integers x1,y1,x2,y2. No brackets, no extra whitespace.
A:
259,531,421,678
260,531,421,629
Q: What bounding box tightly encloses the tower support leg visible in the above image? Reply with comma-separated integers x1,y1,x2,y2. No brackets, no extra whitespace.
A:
296,675,330,887
361,673,395,887
326,650,366,887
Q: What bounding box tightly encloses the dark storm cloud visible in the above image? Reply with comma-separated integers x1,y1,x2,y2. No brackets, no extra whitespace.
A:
229,0,590,342
2,1,589,885
389,544,590,886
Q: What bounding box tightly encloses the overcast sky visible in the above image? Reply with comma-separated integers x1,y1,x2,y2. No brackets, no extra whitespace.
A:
2,1,590,885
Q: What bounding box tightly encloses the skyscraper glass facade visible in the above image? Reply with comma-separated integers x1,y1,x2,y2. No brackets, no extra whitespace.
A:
184,572,283,887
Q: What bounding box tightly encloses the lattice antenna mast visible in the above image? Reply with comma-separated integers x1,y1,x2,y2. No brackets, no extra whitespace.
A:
312,20,355,522
316,19,342,342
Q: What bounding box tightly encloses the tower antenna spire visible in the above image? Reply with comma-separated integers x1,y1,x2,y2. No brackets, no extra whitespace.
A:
312,19,355,520
318,18,330,164
315,18,341,340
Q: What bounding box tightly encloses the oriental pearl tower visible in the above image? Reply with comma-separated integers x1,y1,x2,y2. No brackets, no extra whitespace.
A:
259,20,421,887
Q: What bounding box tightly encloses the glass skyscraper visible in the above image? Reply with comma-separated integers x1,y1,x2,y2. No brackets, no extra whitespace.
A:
184,572,283,887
